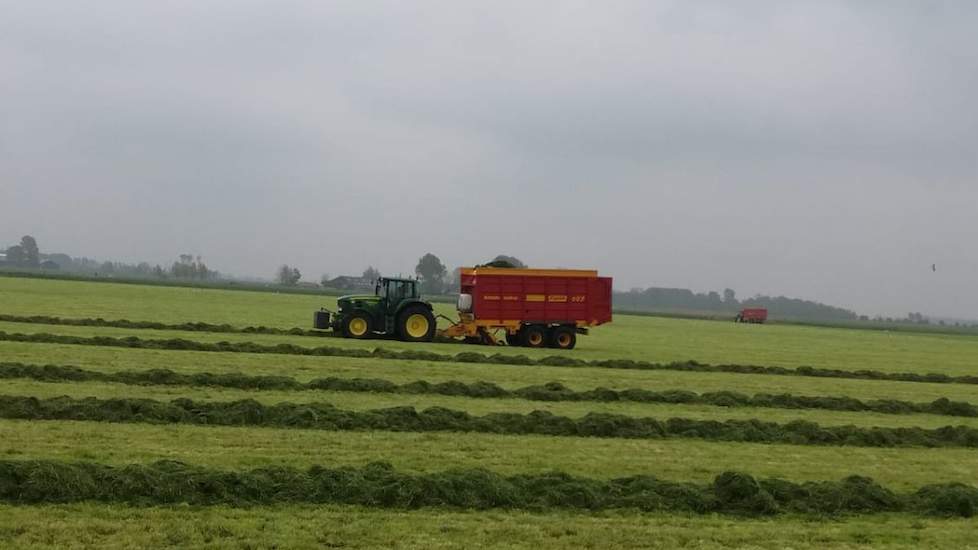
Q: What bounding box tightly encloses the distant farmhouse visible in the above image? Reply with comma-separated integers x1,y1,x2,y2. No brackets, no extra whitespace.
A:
327,276,374,291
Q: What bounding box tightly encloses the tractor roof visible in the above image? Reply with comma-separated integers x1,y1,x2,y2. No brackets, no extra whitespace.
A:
381,277,417,283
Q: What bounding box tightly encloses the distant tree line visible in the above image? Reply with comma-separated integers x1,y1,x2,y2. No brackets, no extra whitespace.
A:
613,286,859,321
318,254,523,294
2,235,218,281
17,235,952,325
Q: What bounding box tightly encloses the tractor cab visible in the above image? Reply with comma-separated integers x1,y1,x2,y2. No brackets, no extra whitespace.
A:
377,277,419,304
374,277,421,321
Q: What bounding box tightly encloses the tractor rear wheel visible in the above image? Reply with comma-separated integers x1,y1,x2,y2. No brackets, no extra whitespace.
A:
343,312,372,339
550,326,577,350
398,306,436,342
521,325,548,348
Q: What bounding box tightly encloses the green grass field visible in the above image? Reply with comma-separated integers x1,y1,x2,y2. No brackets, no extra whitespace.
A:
1,276,977,548
4,277,978,372
3,420,975,489
4,504,977,549
7,378,978,430
6,341,978,402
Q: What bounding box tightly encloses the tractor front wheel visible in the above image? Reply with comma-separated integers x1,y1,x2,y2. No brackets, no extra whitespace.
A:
398,306,436,342
343,312,372,339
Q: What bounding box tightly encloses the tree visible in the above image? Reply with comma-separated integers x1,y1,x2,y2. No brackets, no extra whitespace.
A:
362,266,381,281
723,288,737,305
320,274,332,287
19,236,39,267
277,264,301,286
415,253,447,294
4,245,25,265
170,254,212,280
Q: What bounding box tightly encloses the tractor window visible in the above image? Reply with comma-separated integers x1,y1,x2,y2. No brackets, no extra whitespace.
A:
385,280,409,301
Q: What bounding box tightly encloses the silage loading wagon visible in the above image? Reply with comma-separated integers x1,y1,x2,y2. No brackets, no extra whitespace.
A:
314,267,613,349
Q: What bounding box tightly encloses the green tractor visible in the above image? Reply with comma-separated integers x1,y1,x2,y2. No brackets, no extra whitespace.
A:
314,277,437,342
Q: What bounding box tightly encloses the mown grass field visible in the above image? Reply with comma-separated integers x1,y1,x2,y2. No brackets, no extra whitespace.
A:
4,276,978,372
1,275,977,548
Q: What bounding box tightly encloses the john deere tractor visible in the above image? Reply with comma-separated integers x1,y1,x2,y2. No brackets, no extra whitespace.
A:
314,277,436,342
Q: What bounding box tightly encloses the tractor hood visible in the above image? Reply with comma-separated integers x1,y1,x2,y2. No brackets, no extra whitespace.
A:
336,294,381,309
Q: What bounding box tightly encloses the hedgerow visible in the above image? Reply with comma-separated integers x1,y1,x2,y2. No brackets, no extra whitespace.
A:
2,362,975,418
2,330,977,386
3,394,978,448
0,459,974,516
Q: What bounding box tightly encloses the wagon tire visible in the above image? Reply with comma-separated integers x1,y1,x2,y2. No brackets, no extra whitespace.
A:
550,326,576,350
521,325,548,348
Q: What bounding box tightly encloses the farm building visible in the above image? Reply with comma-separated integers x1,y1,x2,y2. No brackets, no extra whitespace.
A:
327,276,374,291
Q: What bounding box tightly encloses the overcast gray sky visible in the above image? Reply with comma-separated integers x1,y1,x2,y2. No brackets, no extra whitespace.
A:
2,1,976,318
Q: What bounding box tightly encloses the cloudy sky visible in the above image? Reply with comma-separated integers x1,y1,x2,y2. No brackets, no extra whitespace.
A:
2,1,976,317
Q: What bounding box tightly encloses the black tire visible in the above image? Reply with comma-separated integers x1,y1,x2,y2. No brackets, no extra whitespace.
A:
550,326,577,349
505,332,521,346
343,311,372,339
520,325,548,348
397,305,436,342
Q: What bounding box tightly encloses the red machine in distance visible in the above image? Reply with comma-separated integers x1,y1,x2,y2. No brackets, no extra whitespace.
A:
439,267,613,349
735,308,768,324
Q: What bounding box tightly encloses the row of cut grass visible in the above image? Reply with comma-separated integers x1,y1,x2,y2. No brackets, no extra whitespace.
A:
6,361,977,419
6,378,978,431
4,458,977,517
7,392,978,450
3,504,976,549
4,321,978,381
2,419,976,490
4,341,976,404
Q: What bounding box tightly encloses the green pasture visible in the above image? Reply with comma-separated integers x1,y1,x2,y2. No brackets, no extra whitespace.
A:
3,277,978,372
4,341,977,403
2,420,975,490
6,376,978,430
3,504,975,549
4,275,978,547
